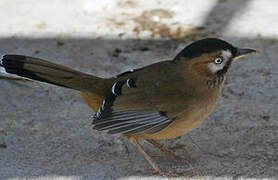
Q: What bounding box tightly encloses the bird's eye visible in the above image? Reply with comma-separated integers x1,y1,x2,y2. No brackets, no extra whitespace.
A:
214,57,223,64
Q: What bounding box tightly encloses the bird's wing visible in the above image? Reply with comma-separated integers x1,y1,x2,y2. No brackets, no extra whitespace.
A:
92,78,174,135
92,61,178,135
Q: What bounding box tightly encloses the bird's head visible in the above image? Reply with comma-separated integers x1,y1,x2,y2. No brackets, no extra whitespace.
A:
174,38,256,80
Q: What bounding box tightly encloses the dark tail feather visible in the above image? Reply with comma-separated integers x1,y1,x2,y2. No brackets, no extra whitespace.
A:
0,55,110,94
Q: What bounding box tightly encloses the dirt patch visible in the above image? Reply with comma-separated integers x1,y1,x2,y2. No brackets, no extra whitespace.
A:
107,9,216,40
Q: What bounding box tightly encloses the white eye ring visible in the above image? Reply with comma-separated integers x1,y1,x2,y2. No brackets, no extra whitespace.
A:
214,57,223,64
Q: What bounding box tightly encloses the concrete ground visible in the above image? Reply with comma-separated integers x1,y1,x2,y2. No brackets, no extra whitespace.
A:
0,0,277,179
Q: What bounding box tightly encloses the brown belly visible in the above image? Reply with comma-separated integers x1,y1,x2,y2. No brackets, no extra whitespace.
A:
81,90,219,140
127,97,219,140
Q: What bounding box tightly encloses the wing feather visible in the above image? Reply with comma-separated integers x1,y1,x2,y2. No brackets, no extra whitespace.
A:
93,110,172,135
92,78,174,135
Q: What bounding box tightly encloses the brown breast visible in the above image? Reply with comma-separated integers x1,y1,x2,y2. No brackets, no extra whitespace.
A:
126,89,220,140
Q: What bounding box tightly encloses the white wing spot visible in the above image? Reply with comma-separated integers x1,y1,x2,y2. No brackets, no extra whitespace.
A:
126,79,131,88
96,110,101,118
111,82,118,95
101,100,106,110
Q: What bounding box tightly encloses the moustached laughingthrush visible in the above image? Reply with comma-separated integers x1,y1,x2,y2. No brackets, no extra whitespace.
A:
0,38,256,174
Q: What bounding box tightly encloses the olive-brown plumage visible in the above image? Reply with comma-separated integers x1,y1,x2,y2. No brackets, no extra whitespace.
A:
0,38,256,175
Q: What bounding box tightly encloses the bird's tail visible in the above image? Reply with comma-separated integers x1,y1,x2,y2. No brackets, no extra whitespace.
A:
0,55,112,96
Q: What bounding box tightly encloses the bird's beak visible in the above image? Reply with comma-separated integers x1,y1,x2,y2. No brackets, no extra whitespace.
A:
234,48,256,60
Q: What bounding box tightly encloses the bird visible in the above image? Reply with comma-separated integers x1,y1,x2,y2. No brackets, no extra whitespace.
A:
0,38,256,175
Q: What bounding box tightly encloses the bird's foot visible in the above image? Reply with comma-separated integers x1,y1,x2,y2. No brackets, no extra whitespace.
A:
146,139,195,163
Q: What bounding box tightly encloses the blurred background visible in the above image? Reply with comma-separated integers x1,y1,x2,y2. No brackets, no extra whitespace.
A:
0,0,277,179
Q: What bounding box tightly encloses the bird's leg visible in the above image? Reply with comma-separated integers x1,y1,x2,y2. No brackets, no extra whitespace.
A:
130,138,162,174
146,139,186,162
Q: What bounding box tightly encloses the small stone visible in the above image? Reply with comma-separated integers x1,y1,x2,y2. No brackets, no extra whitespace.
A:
0,143,7,148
